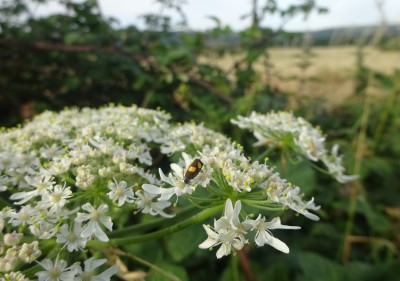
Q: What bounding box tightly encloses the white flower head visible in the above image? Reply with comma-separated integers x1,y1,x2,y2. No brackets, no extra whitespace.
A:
56,222,88,252
40,143,65,159
107,179,135,207
39,183,72,214
142,152,207,201
231,111,356,183
266,175,320,221
135,190,174,218
74,257,119,281
29,220,57,239
199,199,250,258
75,203,113,242
10,174,55,205
126,142,153,166
36,258,77,281
7,204,38,227
46,158,72,176
251,216,300,253
322,144,358,183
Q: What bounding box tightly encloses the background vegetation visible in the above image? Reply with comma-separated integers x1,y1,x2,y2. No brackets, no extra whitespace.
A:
1,0,399,280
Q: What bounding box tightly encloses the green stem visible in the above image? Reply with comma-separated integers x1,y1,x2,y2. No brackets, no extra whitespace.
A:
117,250,181,281
109,205,197,238
184,195,220,203
88,204,224,248
254,145,275,162
340,78,370,263
373,77,400,147
207,184,227,197
212,168,231,193
241,190,267,200
241,199,283,211
60,173,76,185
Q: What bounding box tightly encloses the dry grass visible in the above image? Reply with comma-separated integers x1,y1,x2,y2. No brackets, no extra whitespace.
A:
200,46,400,105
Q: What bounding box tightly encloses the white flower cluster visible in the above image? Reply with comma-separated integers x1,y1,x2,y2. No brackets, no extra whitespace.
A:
0,105,171,277
199,199,300,258
231,111,358,183
35,257,118,281
142,122,321,258
0,105,328,272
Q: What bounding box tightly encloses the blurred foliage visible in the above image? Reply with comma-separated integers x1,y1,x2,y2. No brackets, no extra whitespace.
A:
1,0,399,280
379,36,400,51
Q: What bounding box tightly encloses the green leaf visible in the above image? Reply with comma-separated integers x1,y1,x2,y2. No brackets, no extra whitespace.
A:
165,224,205,262
64,32,84,45
296,252,346,281
148,262,188,281
357,198,391,234
275,160,317,195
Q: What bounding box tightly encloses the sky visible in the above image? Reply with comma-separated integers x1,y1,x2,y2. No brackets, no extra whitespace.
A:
36,0,400,32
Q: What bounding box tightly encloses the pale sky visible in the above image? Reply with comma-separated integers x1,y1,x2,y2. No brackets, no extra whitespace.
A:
35,0,400,31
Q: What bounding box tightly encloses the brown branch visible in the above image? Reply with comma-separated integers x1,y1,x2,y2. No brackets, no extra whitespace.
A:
185,74,233,105
0,38,233,106
238,245,259,281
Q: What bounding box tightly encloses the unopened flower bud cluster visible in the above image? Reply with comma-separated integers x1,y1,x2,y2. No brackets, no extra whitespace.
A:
0,228,41,273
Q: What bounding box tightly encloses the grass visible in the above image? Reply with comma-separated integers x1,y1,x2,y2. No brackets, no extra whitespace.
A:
200,46,399,105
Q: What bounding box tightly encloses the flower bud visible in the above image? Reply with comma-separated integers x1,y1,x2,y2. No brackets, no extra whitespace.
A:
19,241,42,263
0,256,19,271
6,246,19,258
3,231,23,246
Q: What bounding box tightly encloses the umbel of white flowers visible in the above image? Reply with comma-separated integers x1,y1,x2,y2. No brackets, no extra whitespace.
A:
231,111,358,183
0,105,355,277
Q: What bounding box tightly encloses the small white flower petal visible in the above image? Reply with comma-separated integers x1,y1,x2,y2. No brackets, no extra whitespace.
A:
81,221,96,238
96,265,120,280
81,203,95,212
142,184,161,194
94,223,109,242
99,216,113,231
158,168,174,186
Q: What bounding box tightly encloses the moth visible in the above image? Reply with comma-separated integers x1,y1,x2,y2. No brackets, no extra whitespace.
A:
184,159,203,184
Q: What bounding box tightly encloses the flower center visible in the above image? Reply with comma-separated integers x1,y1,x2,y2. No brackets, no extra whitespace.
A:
115,187,125,197
68,233,77,242
48,147,57,157
177,181,185,189
52,193,62,203
49,266,61,278
144,198,152,206
81,271,93,281
91,210,100,221
20,212,29,221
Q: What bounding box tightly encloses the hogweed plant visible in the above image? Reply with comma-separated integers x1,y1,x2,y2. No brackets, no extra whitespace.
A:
0,105,355,280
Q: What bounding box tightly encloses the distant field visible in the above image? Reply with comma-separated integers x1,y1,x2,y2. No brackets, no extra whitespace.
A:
200,46,400,105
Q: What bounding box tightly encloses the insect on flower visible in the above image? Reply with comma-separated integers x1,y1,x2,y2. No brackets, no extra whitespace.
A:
184,159,203,184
